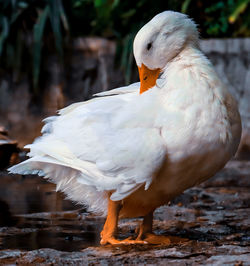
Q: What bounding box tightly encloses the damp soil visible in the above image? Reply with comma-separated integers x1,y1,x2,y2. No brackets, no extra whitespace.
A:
0,159,249,265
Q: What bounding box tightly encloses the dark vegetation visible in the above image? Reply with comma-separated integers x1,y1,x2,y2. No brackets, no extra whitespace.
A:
0,0,250,91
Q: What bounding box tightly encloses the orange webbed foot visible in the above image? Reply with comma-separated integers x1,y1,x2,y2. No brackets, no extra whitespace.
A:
100,236,147,245
138,233,188,245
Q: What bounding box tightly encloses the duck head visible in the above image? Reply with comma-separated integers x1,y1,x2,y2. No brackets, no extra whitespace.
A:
133,11,199,94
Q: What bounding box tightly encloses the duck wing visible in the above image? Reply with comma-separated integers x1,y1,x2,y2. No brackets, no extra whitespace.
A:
94,82,139,97
9,83,167,204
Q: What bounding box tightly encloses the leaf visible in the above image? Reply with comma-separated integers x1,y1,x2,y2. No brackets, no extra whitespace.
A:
10,0,29,24
121,33,136,84
14,31,23,74
94,0,106,8
0,16,9,56
205,2,225,13
229,0,250,23
6,43,15,68
121,9,136,19
11,0,16,8
112,0,120,9
48,0,63,57
73,0,91,8
58,0,69,32
33,6,49,91
181,0,192,13
18,1,28,8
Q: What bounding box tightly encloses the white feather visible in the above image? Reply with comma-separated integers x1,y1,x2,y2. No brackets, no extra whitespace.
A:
9,11,241,217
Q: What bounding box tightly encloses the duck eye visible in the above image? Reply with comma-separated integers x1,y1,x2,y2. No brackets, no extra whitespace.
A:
147,42,152,50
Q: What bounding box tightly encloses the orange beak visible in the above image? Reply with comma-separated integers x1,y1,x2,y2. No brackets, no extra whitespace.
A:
138,63,161,94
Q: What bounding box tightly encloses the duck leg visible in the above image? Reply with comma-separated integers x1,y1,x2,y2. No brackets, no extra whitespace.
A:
136,211,154,239
100,198,147,245
100,197,121,245
136,211,171,245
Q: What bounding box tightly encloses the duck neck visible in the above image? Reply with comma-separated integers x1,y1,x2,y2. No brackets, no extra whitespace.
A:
161,44,210,79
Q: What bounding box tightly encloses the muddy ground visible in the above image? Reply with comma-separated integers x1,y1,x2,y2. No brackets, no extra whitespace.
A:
0,159,249,265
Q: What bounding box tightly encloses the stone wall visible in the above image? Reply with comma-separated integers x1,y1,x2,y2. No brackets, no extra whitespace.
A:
200,39,250,152
0,38,249,150
0,38,124,146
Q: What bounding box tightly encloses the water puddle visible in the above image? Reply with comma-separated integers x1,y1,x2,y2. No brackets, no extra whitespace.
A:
0,172,103,251
1,229,99,251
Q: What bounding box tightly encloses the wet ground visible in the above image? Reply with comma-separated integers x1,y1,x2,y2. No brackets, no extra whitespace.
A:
0,159,249,265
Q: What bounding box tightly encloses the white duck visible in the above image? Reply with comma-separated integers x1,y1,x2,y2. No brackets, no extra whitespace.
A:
9,11,241,245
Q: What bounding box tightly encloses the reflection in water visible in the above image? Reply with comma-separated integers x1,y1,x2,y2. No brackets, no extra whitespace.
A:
0,171,102,251
0,200,17,226
1,213,102,251
3,231,98,252
0,171,77,215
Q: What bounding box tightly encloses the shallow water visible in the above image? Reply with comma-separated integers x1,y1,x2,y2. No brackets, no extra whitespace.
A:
0,213,102,251
0,172,76,216
0,172,102,251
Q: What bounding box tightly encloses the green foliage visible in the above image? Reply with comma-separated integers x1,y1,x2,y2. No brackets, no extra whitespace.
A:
229,0,250,23
180,0,250,37
202,0,250,37
32,0,69,90
33,6,49,92
0,0,250,90
0,15,8,57
181,0,192,13
121,32,136,84
0,0,69,93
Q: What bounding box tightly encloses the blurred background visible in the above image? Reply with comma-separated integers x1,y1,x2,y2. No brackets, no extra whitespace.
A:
0,0,250,149
0,0,250,255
